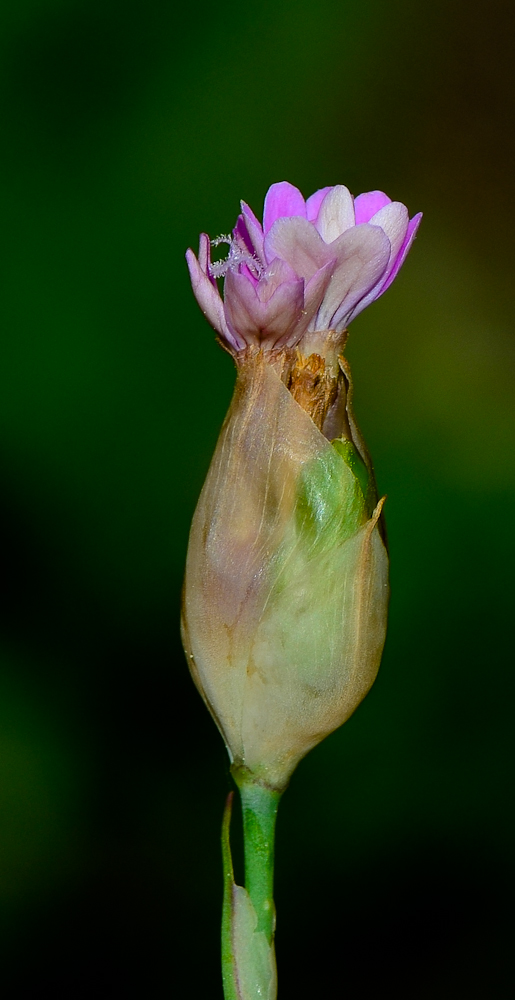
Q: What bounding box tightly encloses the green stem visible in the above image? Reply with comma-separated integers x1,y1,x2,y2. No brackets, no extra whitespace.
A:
232,767,282,944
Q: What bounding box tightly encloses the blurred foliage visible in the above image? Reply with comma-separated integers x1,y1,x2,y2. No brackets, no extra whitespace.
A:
0,0,513,996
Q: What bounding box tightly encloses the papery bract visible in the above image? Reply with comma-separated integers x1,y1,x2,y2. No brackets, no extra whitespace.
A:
182,351,389,789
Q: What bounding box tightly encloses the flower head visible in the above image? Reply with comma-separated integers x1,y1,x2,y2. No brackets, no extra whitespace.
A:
186,180,422,353
182,180,421,790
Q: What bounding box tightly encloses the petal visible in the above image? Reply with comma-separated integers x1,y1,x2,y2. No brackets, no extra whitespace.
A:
263,181,306,234
233,214,257,258
264,216,330,278
240,201,265,263
239,262,260,286
314,225,391,331
224,269,305,349
186,247,241,350
304,259,337,326
369,201,409,265
232,216,261,284
315,185,355,243
354,190,392,224
256,257,298,303
342,206,414,323
197,232,215,282
306,186,333,222
379,212,423,294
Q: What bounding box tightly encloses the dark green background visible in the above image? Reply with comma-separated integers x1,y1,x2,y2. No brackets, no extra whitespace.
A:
0,0,513,995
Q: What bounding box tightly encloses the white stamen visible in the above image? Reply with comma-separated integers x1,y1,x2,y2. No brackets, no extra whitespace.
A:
210,234,232,248
209,233,262,280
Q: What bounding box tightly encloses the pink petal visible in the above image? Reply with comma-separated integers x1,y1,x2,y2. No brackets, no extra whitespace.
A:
224,269,305,349
233,214,257,258
306,186,333,222
231,217,261,285
239,262,259,286
185,247,240,349
369,201,409,281
354,190,392,224
304,259,337,325
315,185,355,243
314,225,391,331
197,232,216,284
263,181,306,234
255,258,298,303
264,216,329,279
380,212,423,293
240,201,265,263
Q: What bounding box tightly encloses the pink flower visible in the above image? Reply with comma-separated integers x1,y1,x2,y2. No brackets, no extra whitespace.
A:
186,181,422,354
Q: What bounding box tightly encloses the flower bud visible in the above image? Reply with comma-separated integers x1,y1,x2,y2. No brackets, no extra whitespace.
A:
183,182,420,789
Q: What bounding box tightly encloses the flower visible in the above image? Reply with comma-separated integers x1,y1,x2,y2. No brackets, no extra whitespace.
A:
186,180,421,354
182,180,421,790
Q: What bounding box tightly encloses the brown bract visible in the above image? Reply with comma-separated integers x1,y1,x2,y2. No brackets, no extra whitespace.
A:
226,328,353,440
